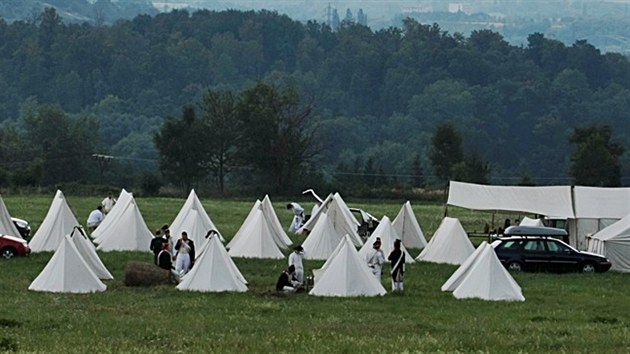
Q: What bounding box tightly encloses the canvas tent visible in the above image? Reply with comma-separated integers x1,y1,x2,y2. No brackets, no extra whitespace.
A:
417,217,475,265
169,189,224,245
29,234,106,293
0,194,21,238
309,236,386,297
447,242,525,301
441,241,487,292
228,199,292,251
228,209,285,259
29,190,80,252
69,227,113,280
392,201,427,249
587,214,630,272
298,193,363,247
518,216,545,227
95,192,153,252
358,216,415,263
177,235,247,292
92,189,132,242
301,212,344,260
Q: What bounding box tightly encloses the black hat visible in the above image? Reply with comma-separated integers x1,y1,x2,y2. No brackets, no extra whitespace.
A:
161,224,169,230
294,245,304,252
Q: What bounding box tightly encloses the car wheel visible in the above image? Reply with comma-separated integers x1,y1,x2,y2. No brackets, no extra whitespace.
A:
581,262,596,273
507,261,522,272
1,247,17,259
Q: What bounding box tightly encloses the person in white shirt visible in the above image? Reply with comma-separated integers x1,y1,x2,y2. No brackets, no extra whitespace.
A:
287,202,305,233
366,238,385,280
174,231,195,276
86,206,104,231
101,192,117,214
288,246,305,285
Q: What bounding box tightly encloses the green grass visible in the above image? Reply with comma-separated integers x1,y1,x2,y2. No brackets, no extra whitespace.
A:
1,195,629,353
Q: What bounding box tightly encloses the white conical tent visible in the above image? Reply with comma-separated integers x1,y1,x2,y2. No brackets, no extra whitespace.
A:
359,216,415,263
69,227,113,280
417,217,475,265
588,214,630,272
392,201,427,249
228,200,291,251
29,234,106,293
177,235,247,292
450,242,525,301
301,212,344,260
298,193,363,247
0,195,21,238
309,236,386,297
441,241,491,292
519,216,545,227
228,209,285,259
170,189,224,244
29,190,80,252
92,189,132,242
95,193,153,252
261,195,293,248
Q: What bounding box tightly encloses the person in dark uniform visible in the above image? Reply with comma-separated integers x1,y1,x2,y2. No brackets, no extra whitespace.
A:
149,229,167,265
387,239,405,292
276,265,298,293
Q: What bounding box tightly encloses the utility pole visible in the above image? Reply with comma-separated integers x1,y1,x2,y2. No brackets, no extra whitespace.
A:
92,154,114,185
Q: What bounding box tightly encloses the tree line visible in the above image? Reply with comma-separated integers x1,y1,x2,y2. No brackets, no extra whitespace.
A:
0,8,628,195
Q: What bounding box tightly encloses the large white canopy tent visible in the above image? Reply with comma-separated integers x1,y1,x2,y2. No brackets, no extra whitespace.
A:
298,193,363,247
0,194,22,238
446,181,630,250
29,234,106,293
169,189,224,244
358,216,415,263
29,190,80,252
309,236,386,297
587,214,630,272
416,217,475,265
392,201,427,250
177,235,248,292
447,242,525,302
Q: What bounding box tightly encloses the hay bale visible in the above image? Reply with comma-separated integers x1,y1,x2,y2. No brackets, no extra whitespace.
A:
124,261,175,286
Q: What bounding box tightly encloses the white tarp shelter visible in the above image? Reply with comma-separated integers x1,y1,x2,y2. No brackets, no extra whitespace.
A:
298,193,363,247
169,189,224,244
70,227,113,280
587,214,630,272
0,194,21,238
441,241,487,292
29,234,106,293
228,209,285,259
177,235,248,292
358,216,415,263
448,242,525,301
301,212,343,260
260,195,293,248
417,217,475,265
447,181,630,250
29,190,80,252
392,201,427,249
95,192,153,252
309,236,386,297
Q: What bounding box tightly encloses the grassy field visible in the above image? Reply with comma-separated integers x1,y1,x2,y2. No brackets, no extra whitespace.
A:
1,194,629,353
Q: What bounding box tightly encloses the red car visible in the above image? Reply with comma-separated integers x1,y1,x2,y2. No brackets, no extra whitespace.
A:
0,234,31,259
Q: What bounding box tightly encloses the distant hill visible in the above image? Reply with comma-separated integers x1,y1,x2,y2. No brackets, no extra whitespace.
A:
0,0,159,24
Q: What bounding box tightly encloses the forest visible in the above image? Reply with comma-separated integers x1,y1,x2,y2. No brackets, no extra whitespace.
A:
0,7,628,195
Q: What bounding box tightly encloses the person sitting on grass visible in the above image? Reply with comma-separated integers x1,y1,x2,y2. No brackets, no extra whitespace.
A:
276,265,300,293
